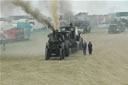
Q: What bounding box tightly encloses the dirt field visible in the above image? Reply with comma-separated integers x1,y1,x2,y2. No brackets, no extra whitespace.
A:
0,29,128,85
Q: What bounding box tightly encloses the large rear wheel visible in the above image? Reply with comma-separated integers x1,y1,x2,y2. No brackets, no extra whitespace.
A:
65,47,70,56
60,49,64,60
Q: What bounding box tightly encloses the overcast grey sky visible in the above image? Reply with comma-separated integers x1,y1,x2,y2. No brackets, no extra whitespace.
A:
72,1,128,15
0,0,128,17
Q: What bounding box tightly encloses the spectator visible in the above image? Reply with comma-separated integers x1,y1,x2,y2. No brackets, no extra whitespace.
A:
88,41,93,55
1,33,7,51
82,41,87,55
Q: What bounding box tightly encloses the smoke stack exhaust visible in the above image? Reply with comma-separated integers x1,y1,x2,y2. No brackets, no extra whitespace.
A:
49,0,60,31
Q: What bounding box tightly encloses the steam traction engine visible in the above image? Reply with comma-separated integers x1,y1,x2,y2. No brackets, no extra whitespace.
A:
45,31,66,60
60,26,83,52
45,23,83,60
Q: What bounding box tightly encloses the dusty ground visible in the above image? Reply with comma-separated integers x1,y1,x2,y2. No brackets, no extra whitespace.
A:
0,29,128,85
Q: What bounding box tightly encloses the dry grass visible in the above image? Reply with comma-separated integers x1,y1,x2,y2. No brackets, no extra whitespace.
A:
0,29,128,85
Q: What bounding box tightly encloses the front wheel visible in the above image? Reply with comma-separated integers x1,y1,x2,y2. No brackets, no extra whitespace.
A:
45,48,49,60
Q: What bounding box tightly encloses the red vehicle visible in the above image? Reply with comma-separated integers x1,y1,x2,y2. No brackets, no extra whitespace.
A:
4,28,24,40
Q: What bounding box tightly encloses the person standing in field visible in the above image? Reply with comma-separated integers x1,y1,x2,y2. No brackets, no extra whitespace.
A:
82,41,87,55
1,32,7,51
88,41,93,55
